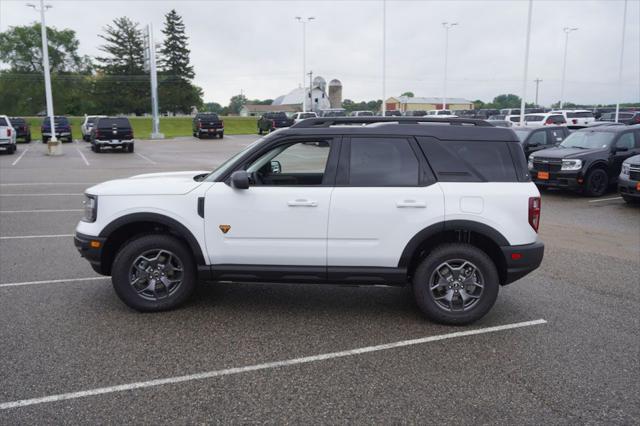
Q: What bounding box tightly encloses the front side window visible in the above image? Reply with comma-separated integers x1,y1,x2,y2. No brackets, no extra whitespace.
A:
528,130,547,145
246,141,331,186
548,129,566,143
615,133,636,150
349,138,419,186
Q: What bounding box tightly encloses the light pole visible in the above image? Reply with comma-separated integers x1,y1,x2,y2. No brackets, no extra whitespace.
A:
295,16,314,113
27,0,60,155
614,0,628,123
559,27,578,109
519,0,533,127
442,22,458,111
534,78,543,107
382,0,386,116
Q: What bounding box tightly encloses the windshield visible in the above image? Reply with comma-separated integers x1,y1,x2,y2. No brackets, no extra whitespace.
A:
43,117,69,125
513,129,532,142
204,139,263,182
560,131,615,149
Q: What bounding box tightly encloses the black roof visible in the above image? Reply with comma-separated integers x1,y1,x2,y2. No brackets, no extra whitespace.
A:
575,124,638,133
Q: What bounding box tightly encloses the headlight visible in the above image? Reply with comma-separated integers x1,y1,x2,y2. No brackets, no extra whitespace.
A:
621,163,630,176
528,156,534,170
561,159,582,171
82,194,97,222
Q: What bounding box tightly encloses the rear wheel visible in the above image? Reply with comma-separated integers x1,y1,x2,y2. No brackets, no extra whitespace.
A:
584,168,608,197
219,132,224,139
128,144,134,153
413,243,499,325
111,234,197,312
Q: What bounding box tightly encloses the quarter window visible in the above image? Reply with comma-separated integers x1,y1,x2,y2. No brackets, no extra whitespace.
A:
349,138,419,186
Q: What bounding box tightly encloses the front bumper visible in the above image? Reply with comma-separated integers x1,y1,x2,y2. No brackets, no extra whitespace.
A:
500,240,545,285
74,232,108,275
618,174,640,199
531,169,583,190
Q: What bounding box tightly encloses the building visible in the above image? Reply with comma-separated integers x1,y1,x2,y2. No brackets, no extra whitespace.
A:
239,104,300,117
385,96,473,112
272,76,342,113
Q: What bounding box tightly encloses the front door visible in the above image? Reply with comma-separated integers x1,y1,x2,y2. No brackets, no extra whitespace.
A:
204,139,338,269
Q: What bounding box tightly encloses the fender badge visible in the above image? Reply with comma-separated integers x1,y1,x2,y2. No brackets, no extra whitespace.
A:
219,225,231,234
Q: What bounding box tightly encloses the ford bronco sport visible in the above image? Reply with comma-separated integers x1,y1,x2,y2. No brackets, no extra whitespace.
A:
75,117,544,325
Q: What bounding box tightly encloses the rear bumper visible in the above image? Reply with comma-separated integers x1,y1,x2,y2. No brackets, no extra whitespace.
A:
74,232,108,275
198,128,223,134
500,240,545,285
95,139,134,146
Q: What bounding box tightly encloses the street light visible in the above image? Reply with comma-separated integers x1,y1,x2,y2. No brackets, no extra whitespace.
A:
382,0,386,116
519,0,533,127
441,22,458,111
614,0,628,123
559,27,578,109
27,0,60,155
295,16,315,113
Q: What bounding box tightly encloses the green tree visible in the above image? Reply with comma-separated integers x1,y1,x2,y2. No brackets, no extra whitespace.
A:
491,94,522,109
472,99,485,109
228,94,247,115
400,91,414,98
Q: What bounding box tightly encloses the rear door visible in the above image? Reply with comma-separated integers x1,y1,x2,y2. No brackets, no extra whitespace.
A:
327,136,445,271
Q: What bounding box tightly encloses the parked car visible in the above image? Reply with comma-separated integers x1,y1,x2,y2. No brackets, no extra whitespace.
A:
528,125,640,196
476,109,500,119
384,110,402,117
500,108,521,116
427,109,458,118
41,116,72,143
192,113,224,139
8,117,31,143
505,115,523,126
351,111,375,117
74,116,544,324
512,126,570,158
90,117,134,153
291,112,318,123
618,154,640,204
320,109,347,117
404,110,427,117
487,120,513,128
257,112,294,135
81,115,107,141
550,110,595,128
523,113,567,128
0,115,17,154
597,111,640,125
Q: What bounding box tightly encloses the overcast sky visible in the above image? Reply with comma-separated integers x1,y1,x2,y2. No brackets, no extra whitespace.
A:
1,0,639,106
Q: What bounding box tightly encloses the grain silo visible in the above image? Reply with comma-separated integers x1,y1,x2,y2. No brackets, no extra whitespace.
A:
328,79,342,109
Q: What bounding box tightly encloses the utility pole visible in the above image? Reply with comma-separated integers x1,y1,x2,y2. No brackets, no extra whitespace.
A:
307,71,313,112
442,22,458,111
615,0,628,123
144,24,163,139
559,27,578,109
382,0,386,116
534,78,542,107
296,17,315,113
27,0,60,155
519,0,533,128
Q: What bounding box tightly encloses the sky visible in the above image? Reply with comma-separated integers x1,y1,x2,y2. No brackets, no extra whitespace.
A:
1,0,639,107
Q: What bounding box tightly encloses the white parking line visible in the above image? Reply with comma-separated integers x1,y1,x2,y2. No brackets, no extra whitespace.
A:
0,193,82,197
0,234,74,240
0,276,108,288
588,197,623,203
0,319,546,410
11,148,29,166
0,209,83,213
135,152,156,164
76,146,90,166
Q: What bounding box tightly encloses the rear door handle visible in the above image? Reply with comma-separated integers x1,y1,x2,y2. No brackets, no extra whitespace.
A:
396,199,426,208
288,199,318,207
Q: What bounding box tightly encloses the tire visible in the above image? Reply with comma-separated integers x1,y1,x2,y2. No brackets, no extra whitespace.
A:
219,132,224,139
111,234,197,312
413,243,499,325
8,145,16,155
128,144,134,153
25,135,31,143
42,137,48,144
258,128,263,135
584,168,608,197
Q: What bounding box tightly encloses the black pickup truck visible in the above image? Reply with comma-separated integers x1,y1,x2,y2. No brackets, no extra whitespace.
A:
9,117,31,143
90,117,134,153
41,116,72,143
257,112,294,135
193,113,224,139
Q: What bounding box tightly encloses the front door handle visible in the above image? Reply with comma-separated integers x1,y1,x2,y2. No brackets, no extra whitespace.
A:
288,199,318,207
396,199,426,208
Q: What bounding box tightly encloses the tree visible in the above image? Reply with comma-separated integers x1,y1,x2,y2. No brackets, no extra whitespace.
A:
400,91,414,98
491,94,521,109
472,99,485,109
228,94,247,115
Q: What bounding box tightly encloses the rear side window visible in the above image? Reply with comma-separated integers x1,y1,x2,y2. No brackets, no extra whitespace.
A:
525,115,544,122
550,115,566,124
197,114,219,120
418,138,518,182
349,138,419,186
98,118,131,129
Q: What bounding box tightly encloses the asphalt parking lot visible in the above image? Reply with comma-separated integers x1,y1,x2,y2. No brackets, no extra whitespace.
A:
1,136,639,423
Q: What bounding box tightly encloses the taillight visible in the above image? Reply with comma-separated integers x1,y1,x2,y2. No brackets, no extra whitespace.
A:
572,119,577,124
198,122,202,128
7,129,11,137
95,130,100,138
529,197,541,232
220,120,224,127
545,118,553,125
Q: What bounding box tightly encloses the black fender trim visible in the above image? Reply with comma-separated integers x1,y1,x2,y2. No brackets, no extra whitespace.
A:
398,220,509,268
99,213,206,265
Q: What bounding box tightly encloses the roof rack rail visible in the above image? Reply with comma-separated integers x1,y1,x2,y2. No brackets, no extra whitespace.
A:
290,117,493,128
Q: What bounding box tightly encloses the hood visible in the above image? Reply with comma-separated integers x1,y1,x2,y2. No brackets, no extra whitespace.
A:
624,154,640,166
531,146,607,160
86,170,210,196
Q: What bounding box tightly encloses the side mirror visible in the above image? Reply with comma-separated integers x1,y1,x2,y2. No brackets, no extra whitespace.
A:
615,146,629,152
527,142,539,147
270,160,282,174
230,170,250,189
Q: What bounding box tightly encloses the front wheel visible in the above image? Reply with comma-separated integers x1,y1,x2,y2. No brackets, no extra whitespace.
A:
413,243,499,325
584,168,608,197
111,234,197,312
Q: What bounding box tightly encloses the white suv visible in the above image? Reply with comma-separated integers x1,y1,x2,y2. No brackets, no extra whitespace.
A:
75,117,544,324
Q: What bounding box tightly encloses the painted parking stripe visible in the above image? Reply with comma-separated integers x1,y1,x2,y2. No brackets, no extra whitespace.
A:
0,319,546,410
0,276,108,288
0,234,74,240
135,152,156,164
0,209,83,213
11,148,29,166
76,146,90,166
588,197,623,203
0,193,83,197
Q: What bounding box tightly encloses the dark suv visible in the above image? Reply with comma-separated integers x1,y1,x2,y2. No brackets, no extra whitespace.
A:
618,155,640,203
193,113,224,139
9,117,31,143
529,125,640,196
512,126,570,158
257,112,294,134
